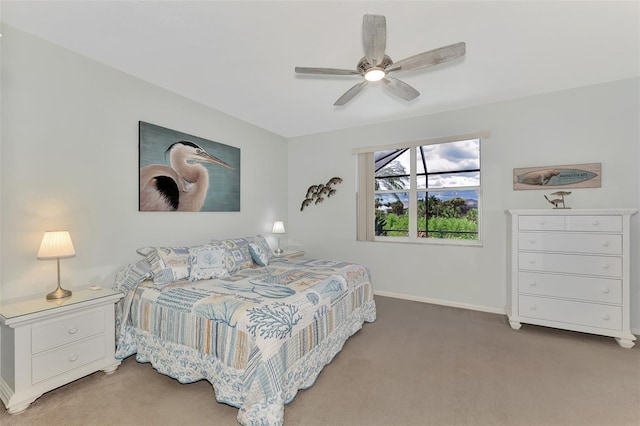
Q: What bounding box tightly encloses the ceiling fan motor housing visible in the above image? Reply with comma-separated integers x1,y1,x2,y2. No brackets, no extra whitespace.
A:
357,55,393,74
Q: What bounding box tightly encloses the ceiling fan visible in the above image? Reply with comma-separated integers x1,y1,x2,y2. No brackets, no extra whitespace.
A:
295,14,466,106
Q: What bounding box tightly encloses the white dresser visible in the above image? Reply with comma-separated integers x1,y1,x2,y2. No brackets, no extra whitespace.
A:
0,288,123,413
506,209,637,348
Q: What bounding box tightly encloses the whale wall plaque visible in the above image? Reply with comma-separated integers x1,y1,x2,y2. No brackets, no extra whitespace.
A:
513,163,601,190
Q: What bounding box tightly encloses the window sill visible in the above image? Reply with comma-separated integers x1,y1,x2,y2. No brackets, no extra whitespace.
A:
370,237,483,247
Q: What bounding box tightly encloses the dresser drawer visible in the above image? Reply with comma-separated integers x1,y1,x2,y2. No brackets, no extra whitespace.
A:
566,215,622,232
518,232,622,255
518,272,622,304
31,308,105,354
31,334,106,384
518,252,622,277
519,215,565,231
518,295,622,331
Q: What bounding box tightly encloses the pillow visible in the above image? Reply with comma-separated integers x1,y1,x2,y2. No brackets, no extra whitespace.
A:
248,242,269,266
245,234,273,260
137,246,191,285
217,238,254,273
189,243,230,281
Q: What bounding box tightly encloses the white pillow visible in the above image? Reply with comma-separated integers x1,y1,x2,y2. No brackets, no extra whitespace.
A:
189,243,230,281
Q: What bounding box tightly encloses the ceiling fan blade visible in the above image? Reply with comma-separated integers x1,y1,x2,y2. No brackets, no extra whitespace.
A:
334,81,368,106
382,77,420,101
387,42,466,73
295,67,360,76
363,14,386,67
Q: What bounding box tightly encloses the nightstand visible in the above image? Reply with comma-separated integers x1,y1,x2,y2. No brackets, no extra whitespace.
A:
274,249,305,259
0,287,123,414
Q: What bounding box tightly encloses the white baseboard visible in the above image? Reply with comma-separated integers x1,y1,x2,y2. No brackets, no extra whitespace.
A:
374,290,640,337
373,290,506,315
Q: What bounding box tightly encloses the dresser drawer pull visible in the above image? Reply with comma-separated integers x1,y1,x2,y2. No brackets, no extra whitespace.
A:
528,281,537,287
68,327,78,335
602,264,610,270
528,239,536,245
538,220,545,226
601,314,610,321
528,259,537,265
601,288,610,294
529,305,537,311
592,220,600,226
602,241,609,247
69,354,79,362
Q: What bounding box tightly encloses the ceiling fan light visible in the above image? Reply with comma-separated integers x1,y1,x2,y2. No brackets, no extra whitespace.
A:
364,69,385,82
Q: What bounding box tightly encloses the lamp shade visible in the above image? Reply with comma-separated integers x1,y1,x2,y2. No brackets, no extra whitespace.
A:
272,221,286,234
37,231,76,259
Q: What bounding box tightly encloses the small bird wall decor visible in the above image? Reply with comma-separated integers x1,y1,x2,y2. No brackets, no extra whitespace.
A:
301,177,343,211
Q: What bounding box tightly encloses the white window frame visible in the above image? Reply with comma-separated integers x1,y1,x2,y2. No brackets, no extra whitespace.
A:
355,131,488,247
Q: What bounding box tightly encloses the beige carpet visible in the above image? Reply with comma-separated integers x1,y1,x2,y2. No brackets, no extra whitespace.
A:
1,296,639,426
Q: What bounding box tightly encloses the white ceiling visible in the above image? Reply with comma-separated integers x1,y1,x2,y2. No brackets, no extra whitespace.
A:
2,1,638,138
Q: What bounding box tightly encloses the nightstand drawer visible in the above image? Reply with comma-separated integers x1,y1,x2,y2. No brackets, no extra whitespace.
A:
518,272,622,304
518,232,622,255
518,295,622,331
31,307,105,354
32,334,106,384
518,252,622,277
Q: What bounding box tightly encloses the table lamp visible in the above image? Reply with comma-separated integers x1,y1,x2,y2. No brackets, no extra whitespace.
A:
38,230,76,300
272,221,286,255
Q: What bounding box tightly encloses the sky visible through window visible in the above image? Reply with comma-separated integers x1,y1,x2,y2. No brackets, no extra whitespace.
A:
375,138,480,202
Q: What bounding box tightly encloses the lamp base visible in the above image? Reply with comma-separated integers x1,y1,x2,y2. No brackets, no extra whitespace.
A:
46,287,72,300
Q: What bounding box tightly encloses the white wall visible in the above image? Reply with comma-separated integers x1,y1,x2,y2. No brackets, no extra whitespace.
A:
3,25,639,333
0,26,288,301
287,78,640,330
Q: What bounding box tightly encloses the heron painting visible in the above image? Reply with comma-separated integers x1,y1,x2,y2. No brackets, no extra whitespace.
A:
139,122,241,212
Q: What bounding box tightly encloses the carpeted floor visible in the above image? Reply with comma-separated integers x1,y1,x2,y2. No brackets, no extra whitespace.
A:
1,295,639,426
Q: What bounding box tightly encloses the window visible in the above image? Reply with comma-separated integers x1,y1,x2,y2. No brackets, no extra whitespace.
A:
356,133,484,245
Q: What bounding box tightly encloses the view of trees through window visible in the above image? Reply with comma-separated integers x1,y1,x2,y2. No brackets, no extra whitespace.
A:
374,139,480,241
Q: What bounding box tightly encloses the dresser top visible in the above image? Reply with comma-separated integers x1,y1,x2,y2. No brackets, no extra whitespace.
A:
506,208,637,216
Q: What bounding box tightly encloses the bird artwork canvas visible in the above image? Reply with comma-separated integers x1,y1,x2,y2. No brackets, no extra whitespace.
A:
139,121,240,212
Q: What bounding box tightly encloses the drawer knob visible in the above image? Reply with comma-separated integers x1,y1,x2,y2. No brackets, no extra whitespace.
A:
592,220,600,226
538,220,545,226
529,305,537,311
529,281,537,287
602,241,609,247
602,264,610,270
69,354,79,362
601,314,610,321
68,327,78,335
601,288,610,294
529,240,536,245
528,259,537,265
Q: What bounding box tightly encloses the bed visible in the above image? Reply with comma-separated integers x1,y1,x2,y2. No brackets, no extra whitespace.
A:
113,236,376,425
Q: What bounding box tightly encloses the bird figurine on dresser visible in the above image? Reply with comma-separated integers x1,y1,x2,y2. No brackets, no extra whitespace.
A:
544,191,571,209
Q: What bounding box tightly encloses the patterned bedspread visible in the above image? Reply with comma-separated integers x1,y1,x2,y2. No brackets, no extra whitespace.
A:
114,257,376,425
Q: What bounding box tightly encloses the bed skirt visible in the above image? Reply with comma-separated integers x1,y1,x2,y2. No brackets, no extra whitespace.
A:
120,299,376,425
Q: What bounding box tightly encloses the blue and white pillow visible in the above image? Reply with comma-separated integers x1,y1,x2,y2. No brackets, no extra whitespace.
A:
137,246,191,285
246,234,273,265
248,241,270,266
189,243,229,281
216,238,254,273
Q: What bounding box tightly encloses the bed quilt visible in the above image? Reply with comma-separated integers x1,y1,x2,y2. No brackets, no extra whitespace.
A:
114,257,376,425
